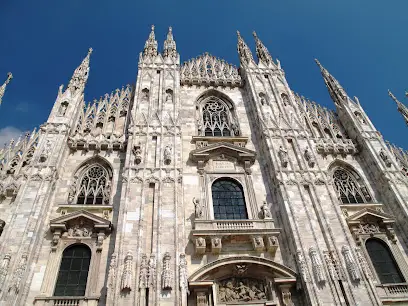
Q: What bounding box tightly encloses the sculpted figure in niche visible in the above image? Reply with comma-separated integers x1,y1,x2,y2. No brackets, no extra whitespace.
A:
278,146,289,168
197,119,203,135
164,146,172,164
260,201,272,219
193,197,203,219
58,102,68,116
165,91,173,103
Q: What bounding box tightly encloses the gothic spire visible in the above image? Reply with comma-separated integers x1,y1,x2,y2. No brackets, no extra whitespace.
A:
252,32,272,65
163,27,177,59
143,25,158,58
236,31,254,65
68,48,92,93
388,90,408,126
0,72,12,106
315,59,348,105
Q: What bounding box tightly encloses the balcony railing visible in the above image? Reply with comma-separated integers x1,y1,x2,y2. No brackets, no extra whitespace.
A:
34,297,99,306
193,219,278,234
376,283,408,301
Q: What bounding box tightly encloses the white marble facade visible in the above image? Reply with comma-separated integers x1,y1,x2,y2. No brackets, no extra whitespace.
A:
1,27,408,306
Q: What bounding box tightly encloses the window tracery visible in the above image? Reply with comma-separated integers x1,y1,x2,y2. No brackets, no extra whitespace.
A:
333,168,371,204
200,97,239,137
74,164,111,205
366,239,404,284
212,178,248,220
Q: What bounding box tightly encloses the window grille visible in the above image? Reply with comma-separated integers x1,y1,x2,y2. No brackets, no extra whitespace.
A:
366,239,404,284
54,245,91,296
212,179,248,220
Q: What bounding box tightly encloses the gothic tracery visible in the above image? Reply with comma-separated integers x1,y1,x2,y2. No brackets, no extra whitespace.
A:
333,168,370,204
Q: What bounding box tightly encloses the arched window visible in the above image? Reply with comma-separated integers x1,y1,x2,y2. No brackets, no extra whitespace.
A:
212,178,248,220
76,164,111,205
366,239,404,284
201,97,238,137
54,245,91,296
333,168,370,204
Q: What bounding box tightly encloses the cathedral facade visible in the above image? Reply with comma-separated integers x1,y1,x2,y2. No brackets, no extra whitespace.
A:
1,26,408,306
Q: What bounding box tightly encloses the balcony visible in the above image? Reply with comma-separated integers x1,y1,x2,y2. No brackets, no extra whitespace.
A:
192,219,280,254
376,283,408,303
34,296,99,306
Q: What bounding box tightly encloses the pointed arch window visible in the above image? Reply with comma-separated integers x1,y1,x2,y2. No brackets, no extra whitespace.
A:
333,168,371,204
76,164,111,205
202,98,236,137
54,245,91,296
366,239,404,284
212,178,248,220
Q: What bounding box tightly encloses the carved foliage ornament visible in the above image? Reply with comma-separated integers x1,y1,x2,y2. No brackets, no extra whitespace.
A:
121,251,133,291
161,252,172,290
217,277,267,303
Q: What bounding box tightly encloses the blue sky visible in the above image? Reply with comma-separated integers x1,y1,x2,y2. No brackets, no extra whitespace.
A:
0,0,407,148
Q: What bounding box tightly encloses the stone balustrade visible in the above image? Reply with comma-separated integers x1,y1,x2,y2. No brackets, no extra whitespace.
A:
192,219,280,254
376,283,408,302
34,296,99,306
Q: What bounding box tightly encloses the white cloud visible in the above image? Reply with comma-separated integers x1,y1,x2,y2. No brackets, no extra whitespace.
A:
0,126,24,147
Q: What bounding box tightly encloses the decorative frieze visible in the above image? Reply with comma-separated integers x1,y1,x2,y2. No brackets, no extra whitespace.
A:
315,138,357,155
120,251,133,291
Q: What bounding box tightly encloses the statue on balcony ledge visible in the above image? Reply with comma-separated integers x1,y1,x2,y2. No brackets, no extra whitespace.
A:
193,197,203,219
260,201,272,219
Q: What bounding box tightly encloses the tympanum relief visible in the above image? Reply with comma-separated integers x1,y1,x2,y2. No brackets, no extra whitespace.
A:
217,277,267,303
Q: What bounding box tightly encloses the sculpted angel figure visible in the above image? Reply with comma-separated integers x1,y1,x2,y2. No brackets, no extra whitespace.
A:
193,197,203,219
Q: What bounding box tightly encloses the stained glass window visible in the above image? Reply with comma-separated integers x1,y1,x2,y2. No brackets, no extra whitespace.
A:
333,168,369,204
54,245,91,296
366,239,404,284
212,179,248,220
76,165,109,205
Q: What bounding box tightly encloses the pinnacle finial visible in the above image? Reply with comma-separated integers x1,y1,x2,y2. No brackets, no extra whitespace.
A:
0,72,13,106
236,31,254,65
315,59,323,70
144,25,158,58
388,90,408,125
67,48,92,93
163,26,177,59
252,31,272,65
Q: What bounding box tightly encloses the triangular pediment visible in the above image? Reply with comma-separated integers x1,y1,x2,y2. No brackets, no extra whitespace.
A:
190,142,256,163
347,208,395,225
50,210,111,231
